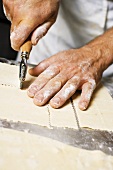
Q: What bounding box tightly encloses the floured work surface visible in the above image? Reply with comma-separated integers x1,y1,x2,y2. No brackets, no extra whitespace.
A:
0,127,112,170
0,63,113,131
0,63,113,170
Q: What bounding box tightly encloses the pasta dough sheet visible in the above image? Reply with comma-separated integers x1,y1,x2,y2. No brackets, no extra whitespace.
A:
0,128,112,170
0,63,113,131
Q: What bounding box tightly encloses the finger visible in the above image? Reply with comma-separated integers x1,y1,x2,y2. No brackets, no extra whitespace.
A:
27,66,60,98
78,80,96,111
33,72,68,106
29,52,62,76
50,76,80,108
29,58,53,76
10,19,38,51
31,20,54,45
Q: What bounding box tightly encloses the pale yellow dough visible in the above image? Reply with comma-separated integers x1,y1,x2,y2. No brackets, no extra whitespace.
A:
0,128,112,170
0,63,113,131
0,63,113,170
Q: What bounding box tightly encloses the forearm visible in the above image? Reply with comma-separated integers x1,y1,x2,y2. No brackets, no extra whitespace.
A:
86,27,113,71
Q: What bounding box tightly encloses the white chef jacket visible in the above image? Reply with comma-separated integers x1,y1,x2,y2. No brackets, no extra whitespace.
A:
17,0,113,76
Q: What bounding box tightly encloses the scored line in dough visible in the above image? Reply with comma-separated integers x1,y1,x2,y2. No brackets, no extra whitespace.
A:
70,97,81,129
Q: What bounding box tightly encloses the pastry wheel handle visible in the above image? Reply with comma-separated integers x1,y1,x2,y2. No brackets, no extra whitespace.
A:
20,40,32,59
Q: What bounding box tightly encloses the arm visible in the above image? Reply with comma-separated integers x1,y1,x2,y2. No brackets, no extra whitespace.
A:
2,0,60,51
27,27,113,110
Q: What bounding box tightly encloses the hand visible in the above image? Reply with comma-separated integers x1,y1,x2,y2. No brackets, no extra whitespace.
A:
3,0,60,50
27,45,107,110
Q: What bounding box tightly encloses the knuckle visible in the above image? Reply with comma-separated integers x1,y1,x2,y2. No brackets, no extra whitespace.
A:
37,60,50,70
66,76,80,88
88,79,96,89
62,84,75,99
41,68,55,76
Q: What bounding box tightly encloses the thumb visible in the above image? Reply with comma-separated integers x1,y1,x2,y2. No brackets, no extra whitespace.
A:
10,19,36,51
31,19,55,45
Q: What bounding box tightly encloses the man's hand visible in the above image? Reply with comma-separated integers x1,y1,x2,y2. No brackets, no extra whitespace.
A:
27,26,113,110
3,0,60,51
27,44,110,110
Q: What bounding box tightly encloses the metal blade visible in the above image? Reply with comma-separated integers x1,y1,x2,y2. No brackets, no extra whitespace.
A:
19,55,27,89
0,119,113,156
20,81,23,89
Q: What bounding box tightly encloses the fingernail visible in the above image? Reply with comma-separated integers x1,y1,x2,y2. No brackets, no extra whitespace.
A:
35,35,42,45
79,102,87,111
27,85,38,97
34,94,44,103
52,98,60,107
10,32,15,48
10,32,16,42
34,38,39,45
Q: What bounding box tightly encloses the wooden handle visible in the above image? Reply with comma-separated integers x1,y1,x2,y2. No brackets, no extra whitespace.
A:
21,40,32,53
